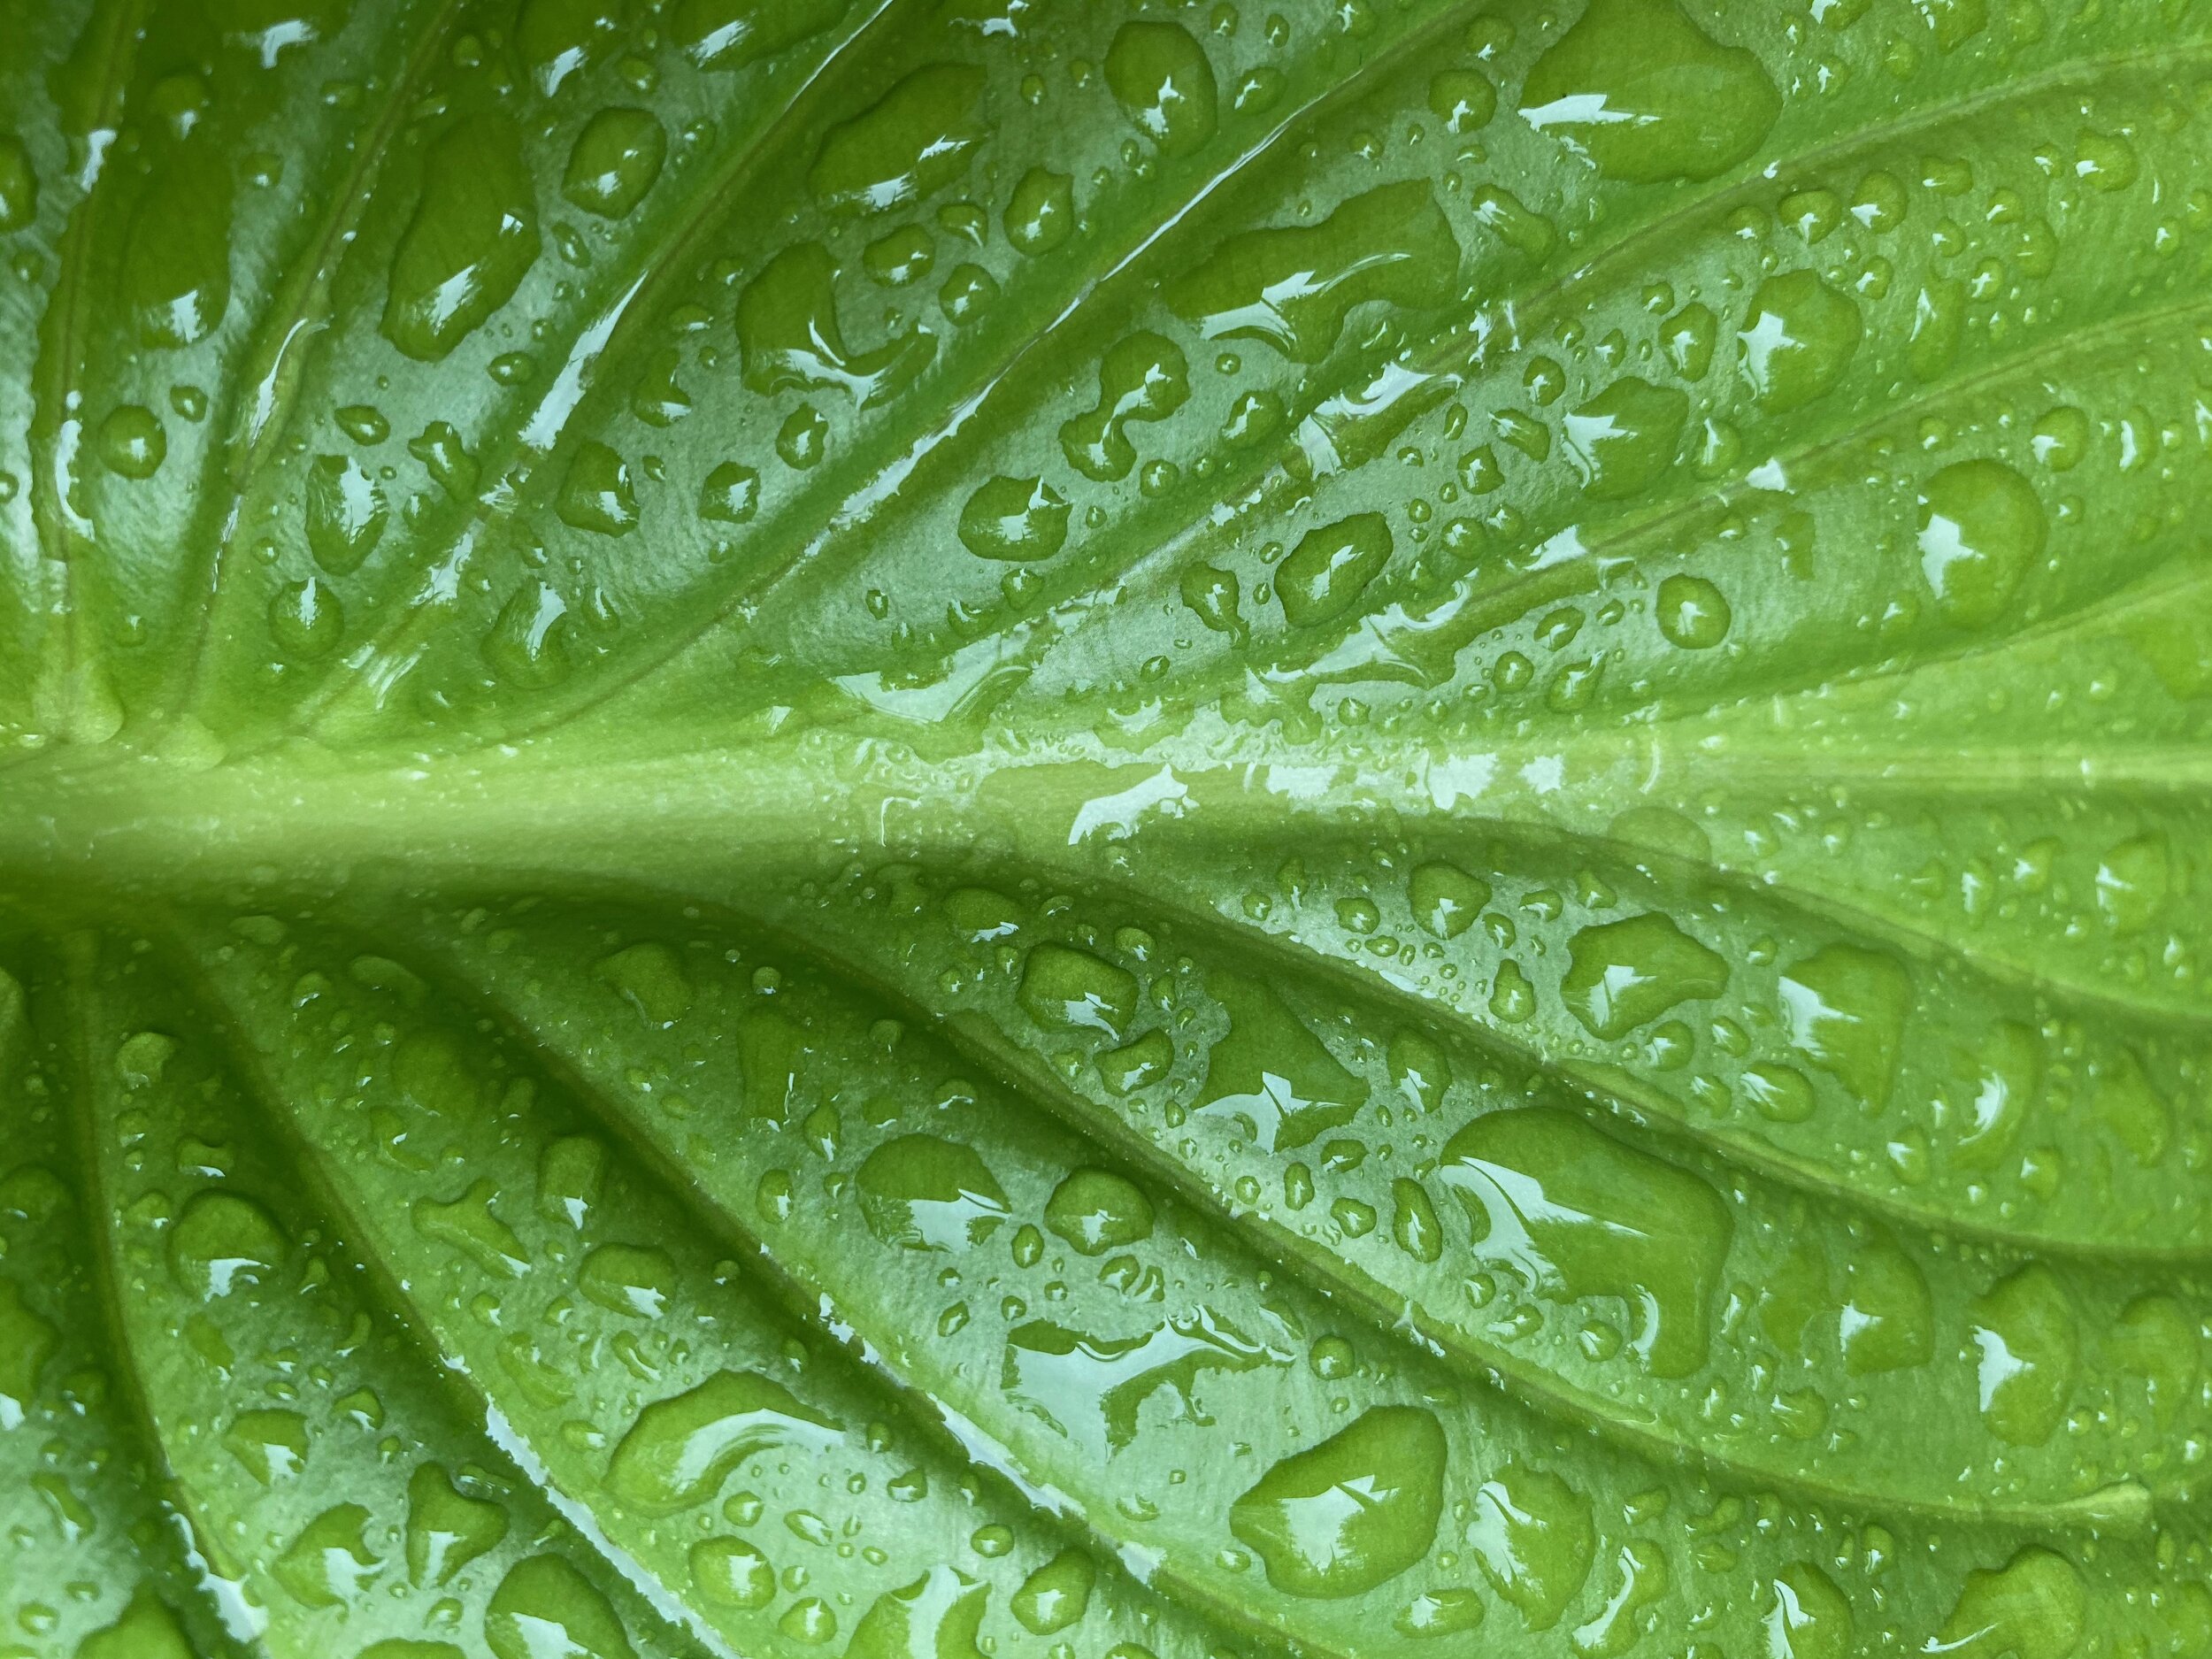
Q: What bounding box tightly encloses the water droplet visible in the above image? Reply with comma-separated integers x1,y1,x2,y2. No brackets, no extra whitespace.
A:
1019,943,1138,1038
382,113,541,362
1428,70,1496,134
1007,1312,1276,1454
564,107,666,219
1519,0,1778,183
595,941,690,1024
268,576,343,661
1440,1109,1731,1376
580,1245,678,1318
411,1179,529,1277
171,1192,287,1299
1230,1407,1447,1598
1390,1178,1442,1263
99,404,165,479
407,1463,509,1586
1951,1021,2039,1169
1012,1549,1094,1633
272,1503,379,1609
1279,512,1393,628
1043,1169,1155,1255
2094,833,2168,934
738,242,936,411
1571,1538,1669,1657
699,461,760,524
1740,1060,1814,1123
856,1134,1010,1249
1061,332,1189,481
1970,1265,2077,1447
557,440,640,536
1927,1548,2083,1659
1778,945,1910,1110
482,579,573,688
1917,459,2044,626
690,1535,775,1608
487,1556,635,1659
1005,166,1074,254
1105,22,1217,157
224,1407,309,1483
1164,182,1460,363
1737,272,1861,413
1395,1587,1486,1637
846,1566,987,1659
959,475,1070,559
1196,968,1368,1151
1655,573,1730,649
1763,1563,1853,1659
1563,378,1686,500
810,65,987,212
1387,1028,1450,1112
1467,1461,1594,1631
518,0,621,92
0,135,37,231
538,1136,606,1229
607,1370,841,1510
0,1281,57,1416
73,1592,193,1659
672,0,849,71
124,150,232,349
1908,277,1966,381
1561,913,1727,1040
304,454,388,573
2030,404,2090,471
1839,1228,1932,1375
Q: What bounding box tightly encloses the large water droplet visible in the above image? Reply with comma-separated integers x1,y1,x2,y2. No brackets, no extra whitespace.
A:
672,0,849,71
856,1134,1010,1249
737,242,934,407
1164,182,1460,363
1007,1310,1275,1454
1560,912,1727,1040
1230,1407,1447,1598
1737,272,1861,414
1104,22,1217,157
272,1503,380,1609
1778,945,1909,1111
1279,512,1393,628
407,1463,509,1586
1763,1563,1853,1659
1562,377,1686,500
170,1191,287,1299
1519,0,1778,183
846,1565,987,1659
1439,1109,1731,1376
382,113,540,362
304,454,388,574
1012,1549,1094,1634
1467,1461,1594,1631
1060,332,1189,481
1927,1548,2083,1659
1195,968,1368,1151
1043,1168,1154,1255
486,1556,635,1659
563,107,666,219
1970,1265,2078,1447
1019,944,1139,1038
1839,1228,1932,1375
1917,459,2045,626
606,1370,842,1510
810,65,987,212
959,475,1069,559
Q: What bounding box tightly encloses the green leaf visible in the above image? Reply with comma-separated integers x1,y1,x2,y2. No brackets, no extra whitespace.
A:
3,0,2211,1655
